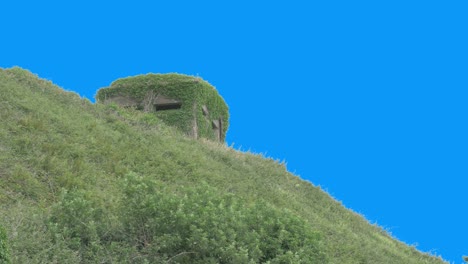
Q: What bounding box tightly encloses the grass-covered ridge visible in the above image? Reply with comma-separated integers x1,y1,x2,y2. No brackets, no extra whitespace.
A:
0,67,446,263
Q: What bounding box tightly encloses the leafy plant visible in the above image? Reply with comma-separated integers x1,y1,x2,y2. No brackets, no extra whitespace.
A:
119,172,326,263
0,225,10,264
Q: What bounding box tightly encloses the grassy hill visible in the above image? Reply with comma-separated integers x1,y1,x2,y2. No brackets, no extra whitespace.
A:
0,67,447,263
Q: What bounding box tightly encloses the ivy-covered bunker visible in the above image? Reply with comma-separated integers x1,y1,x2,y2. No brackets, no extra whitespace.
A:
95,74,229,142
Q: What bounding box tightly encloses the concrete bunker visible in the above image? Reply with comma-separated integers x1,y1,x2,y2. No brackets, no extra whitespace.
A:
96,73,229,142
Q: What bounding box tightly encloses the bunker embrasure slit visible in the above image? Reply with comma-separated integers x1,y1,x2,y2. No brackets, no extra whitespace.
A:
154,95,182,111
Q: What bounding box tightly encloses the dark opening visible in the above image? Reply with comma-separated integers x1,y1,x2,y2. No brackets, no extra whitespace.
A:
212,118,223,141
153,95,182,111
202,105,209,116
155,102,182,111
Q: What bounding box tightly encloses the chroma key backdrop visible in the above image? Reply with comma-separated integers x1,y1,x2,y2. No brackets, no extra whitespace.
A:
1,1,467,262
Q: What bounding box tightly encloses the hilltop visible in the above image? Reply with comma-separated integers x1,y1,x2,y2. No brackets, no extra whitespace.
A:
0,67,447,263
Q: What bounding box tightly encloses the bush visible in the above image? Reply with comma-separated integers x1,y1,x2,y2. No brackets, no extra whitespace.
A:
0,203,80,263
48,188,123,262
0,225,10,264
119,172,327,263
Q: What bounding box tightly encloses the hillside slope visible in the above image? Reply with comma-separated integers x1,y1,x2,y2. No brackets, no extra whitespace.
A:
0,67,446,263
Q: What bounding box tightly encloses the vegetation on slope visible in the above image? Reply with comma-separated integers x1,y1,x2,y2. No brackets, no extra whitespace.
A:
0,225,10,264
0,67,446,263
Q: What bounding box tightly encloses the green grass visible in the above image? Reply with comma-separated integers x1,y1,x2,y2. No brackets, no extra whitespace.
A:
0,67,447,263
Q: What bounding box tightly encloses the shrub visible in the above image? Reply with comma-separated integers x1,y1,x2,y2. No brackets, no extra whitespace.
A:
48,189,115,262
119,172,327,263
0,203,80,263
0,225,10,264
